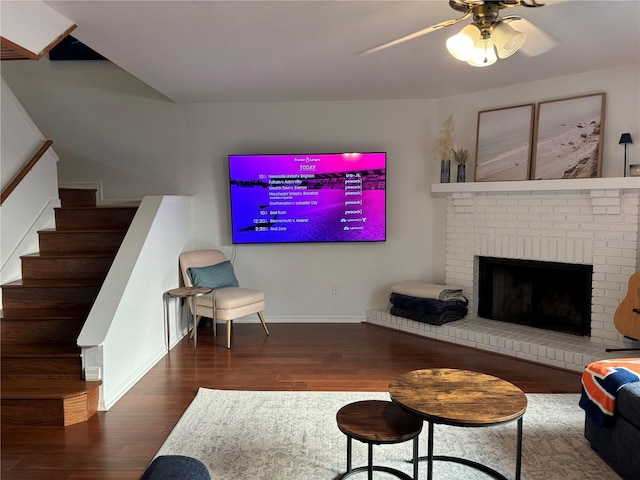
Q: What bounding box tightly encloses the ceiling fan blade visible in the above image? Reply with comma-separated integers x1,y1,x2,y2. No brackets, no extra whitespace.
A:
520,0,568,6
359,11,472,55
504,17,558,56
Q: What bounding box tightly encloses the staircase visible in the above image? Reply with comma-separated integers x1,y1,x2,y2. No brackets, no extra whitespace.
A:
1,188,137,426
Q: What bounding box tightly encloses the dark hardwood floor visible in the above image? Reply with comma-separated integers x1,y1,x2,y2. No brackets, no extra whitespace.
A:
1,322,582,479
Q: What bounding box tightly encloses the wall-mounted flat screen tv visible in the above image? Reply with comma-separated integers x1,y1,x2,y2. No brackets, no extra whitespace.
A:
229,152,386,244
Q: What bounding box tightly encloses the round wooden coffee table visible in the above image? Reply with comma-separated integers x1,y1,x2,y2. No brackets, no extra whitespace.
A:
389,368,528,480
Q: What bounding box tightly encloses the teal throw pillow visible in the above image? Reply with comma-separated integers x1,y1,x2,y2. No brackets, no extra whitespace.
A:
188,261,239,289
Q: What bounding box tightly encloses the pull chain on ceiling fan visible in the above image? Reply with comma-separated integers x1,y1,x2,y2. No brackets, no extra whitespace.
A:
361,0,555,67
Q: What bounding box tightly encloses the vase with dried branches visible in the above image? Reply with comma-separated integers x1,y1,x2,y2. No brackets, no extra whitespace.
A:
434,115,456,183
452,147,469,183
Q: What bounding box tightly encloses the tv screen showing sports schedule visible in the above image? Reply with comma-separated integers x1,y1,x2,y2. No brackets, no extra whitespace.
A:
229,152,386,244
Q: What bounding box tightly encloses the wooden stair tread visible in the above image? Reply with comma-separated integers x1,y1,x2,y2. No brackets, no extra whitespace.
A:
1,278,104,287
54,205,137,210
38,227,128,233
1,379,101,399
1,343,80,357
21,252,115,259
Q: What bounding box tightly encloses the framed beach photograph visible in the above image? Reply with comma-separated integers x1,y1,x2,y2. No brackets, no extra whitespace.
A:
532,92,605,180
474,103,535,182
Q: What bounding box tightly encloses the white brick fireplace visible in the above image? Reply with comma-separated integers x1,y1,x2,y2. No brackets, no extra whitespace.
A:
367,177,640,372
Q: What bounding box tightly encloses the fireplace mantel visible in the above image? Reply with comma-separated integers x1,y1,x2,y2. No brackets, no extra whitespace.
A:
431,176,640,195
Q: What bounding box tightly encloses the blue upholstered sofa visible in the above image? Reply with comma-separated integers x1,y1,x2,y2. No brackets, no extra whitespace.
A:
584,382,640,480
140,455,210,480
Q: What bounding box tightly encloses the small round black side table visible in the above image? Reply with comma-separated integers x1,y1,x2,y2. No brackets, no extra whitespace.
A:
163,286,212,355
336,399,423,480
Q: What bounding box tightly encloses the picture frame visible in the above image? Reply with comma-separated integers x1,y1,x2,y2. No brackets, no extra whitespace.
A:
531,92,605,180
474,103,535,182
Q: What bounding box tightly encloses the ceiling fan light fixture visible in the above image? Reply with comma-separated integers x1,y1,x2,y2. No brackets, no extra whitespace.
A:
446,24,480,61
468,38,497,67
492,21,527,59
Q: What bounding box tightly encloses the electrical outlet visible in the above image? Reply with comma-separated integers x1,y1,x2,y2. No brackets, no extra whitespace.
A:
331,285,339,296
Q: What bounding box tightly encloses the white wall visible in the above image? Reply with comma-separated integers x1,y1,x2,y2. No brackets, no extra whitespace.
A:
0,80,59,305
3,59,639,321
1,60,184,201
1,79,49,187
78,195,193,409
435,64,640,180
180,100,440,318
2,60,442,320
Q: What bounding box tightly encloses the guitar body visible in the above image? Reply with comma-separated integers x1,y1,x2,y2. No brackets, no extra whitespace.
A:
613,272,640,340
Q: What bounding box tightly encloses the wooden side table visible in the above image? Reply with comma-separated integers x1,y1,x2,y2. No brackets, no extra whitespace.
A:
336,400,422,480
163,286,212,355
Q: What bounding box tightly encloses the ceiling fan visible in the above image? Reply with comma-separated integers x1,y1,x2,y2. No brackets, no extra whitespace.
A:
361,0,558,66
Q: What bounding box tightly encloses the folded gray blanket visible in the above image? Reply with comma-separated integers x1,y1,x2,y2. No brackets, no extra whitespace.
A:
391,280,466,302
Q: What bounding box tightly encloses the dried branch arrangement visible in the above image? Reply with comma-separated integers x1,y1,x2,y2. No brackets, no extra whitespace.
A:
433,115,457,161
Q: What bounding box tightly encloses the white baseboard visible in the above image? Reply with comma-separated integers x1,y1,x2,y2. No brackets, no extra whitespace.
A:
231,315,364,324
100,345,167,411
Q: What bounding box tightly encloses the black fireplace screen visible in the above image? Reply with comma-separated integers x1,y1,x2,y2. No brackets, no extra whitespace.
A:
478,257,593,336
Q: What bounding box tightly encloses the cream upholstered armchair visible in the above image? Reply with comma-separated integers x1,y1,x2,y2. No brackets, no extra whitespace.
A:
179,249,269,348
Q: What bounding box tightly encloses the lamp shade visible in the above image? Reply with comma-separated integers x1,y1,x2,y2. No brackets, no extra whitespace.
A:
468,38,497,67
619,133,633,145
492,22,526,59
446,24,481,61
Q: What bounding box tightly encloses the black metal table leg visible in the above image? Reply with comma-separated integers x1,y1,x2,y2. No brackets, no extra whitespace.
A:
515,417,523,480
420,419,523,480
413,432,419,480
427,421,434,480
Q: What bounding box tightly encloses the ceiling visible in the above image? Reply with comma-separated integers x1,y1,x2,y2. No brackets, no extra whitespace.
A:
43,0,640,103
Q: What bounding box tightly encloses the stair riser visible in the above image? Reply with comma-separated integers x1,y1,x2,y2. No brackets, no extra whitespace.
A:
58,188,97,208
1,357,81,378
1,388,98,426
55,207,137,230
38,231,126,254
1,318,85,344
1,399,67,426
2,285,100,308
21,256,114,280
2,286,99,309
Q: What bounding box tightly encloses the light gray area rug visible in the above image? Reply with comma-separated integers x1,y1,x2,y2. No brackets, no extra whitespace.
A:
155,389,619,480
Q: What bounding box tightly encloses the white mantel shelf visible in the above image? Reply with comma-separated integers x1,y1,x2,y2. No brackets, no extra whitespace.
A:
431,176,640,195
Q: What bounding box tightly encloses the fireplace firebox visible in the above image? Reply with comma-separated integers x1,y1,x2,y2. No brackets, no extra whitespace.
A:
478,257,593,336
